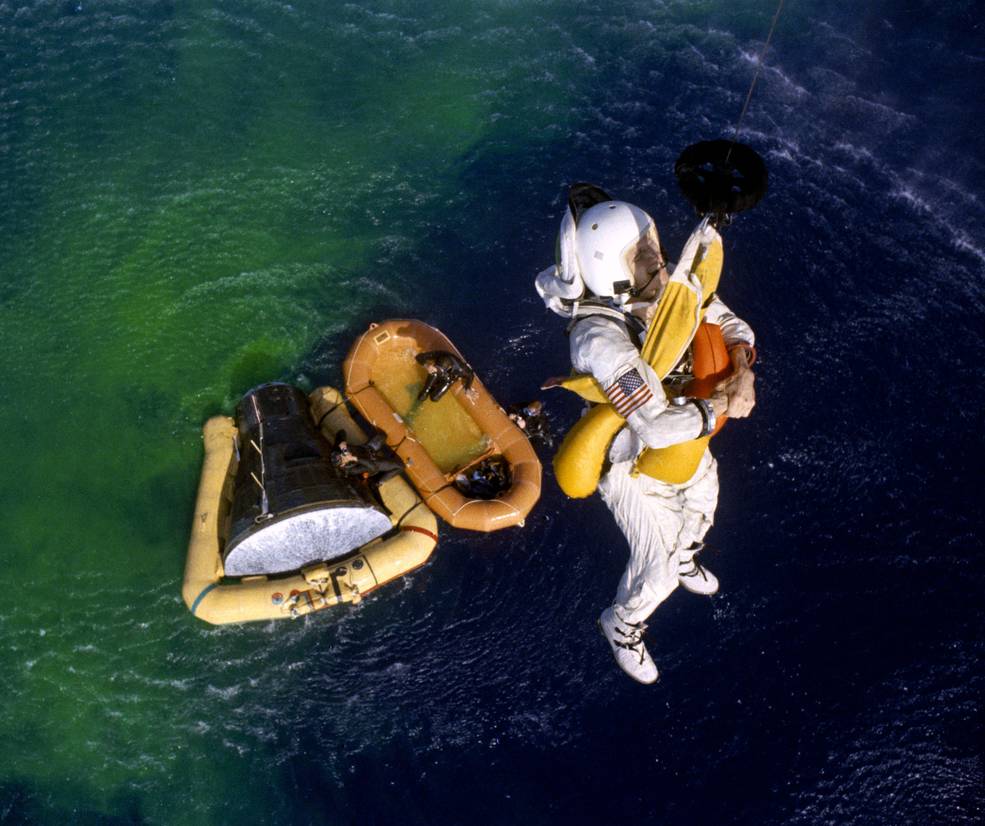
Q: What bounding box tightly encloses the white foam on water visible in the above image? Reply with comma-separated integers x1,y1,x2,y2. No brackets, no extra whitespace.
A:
833,141,876,164
953,233,985,265
737,48,809,98
891,186,933,214
571,45,597,67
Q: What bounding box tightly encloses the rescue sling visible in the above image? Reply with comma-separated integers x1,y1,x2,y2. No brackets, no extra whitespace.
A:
552,220,729,497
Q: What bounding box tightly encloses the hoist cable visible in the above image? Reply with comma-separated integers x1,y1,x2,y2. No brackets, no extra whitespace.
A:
725,0,786,165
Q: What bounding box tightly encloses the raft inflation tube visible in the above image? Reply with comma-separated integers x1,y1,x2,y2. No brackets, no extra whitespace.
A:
183,385,438,625
344,319,541,531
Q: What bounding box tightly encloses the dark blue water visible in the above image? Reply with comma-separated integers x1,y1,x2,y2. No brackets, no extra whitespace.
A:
300,4,985,824
2,1,982,823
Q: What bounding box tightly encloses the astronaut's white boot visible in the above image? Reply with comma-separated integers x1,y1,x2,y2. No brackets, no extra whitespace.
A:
598,607,659,684
677,543,719,595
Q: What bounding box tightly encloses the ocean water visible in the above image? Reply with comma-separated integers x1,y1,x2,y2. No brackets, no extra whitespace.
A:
1,1,982,824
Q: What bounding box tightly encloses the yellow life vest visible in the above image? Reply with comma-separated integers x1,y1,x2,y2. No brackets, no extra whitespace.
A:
552,221,725,497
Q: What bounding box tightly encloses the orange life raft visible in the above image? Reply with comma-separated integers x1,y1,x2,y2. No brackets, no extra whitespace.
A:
344,319,541,532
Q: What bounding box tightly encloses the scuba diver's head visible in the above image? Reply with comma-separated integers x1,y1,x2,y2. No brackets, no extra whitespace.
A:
575,201,664,304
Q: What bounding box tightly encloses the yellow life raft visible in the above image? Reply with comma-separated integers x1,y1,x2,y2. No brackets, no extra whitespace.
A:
344,319,542,532
182,387,438,625
552,219,726,496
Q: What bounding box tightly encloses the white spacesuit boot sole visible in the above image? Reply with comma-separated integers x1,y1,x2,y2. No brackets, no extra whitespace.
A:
678,551,719,596
598,607,659,684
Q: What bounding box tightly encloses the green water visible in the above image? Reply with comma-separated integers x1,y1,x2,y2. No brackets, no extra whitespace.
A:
0,2,576,820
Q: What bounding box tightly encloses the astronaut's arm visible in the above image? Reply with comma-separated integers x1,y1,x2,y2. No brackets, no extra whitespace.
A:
703,294,756,362
704,295,757,418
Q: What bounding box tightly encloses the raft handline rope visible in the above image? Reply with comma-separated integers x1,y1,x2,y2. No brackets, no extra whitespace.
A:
725,0,786,165
315,391,359,429
394,498,431,529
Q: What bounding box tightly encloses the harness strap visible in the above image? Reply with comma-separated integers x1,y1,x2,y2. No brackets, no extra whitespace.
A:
567,301,646,351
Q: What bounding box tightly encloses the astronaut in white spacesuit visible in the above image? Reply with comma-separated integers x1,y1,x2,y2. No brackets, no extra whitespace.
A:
536,193,756,683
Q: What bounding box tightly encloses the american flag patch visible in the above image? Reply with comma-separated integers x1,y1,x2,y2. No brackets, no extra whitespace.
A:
605,368,653,417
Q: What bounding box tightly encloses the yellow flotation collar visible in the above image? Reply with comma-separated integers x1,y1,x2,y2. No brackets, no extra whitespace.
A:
552,220,724,497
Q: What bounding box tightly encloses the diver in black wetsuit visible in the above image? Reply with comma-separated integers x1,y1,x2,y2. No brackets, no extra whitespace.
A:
454,456,511,500
507,399,554,449
416,350,474,402
331,430,404,484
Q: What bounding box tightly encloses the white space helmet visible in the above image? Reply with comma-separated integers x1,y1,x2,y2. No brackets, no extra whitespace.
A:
575,201,657,302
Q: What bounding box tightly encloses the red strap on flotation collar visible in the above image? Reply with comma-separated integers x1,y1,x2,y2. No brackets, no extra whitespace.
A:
400,524,438,543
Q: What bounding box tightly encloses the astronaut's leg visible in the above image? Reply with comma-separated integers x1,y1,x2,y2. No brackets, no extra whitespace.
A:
676,451,721,595
596,461,687,682
604,473,685,623
679,451,719,547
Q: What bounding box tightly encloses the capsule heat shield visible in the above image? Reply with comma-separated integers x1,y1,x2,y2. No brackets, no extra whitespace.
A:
223,383,392,577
